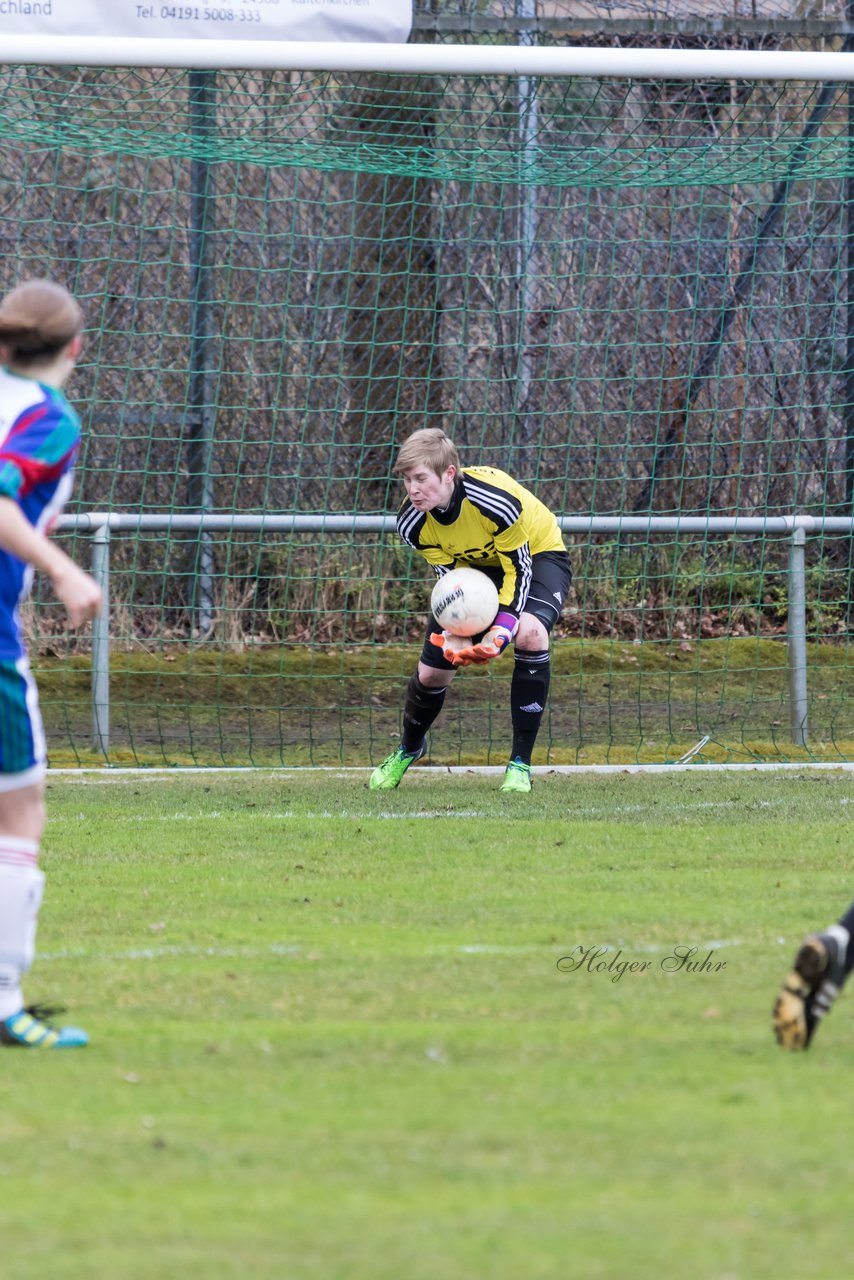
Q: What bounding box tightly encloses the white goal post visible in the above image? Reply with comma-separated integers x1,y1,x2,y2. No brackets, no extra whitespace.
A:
1,36,854,81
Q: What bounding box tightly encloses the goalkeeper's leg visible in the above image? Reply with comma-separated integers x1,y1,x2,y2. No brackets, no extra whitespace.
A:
369,637,456,790
501,613,552,794
500,551,572,794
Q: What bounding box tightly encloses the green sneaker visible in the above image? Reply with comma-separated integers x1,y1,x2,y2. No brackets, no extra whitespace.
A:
500,760,532,793
369,743,425,791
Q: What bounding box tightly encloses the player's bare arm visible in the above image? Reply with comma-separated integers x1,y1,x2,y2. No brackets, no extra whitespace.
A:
0,496,101,627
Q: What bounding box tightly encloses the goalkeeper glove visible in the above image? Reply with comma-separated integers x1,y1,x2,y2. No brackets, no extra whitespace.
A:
461,622,514,663
430,612,518,667
429,631,491,667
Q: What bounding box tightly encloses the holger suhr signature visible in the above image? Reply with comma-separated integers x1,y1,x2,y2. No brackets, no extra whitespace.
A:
557,944,727,983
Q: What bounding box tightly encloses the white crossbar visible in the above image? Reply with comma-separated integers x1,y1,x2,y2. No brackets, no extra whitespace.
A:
2,37,854,81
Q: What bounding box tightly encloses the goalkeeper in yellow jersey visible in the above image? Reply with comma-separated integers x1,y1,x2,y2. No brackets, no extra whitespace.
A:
369,428,571,794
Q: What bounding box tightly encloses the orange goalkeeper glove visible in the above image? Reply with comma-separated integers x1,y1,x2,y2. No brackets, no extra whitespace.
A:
429,631,491,666
458,621,514,663
430,613,517,667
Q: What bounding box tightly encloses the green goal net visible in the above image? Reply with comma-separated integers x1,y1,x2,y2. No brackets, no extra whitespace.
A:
3,54,854,766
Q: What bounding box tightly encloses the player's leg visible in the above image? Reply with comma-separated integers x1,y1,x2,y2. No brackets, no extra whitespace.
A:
773,902,854,1050
0,657,87,1048
501,612,550,793
501,551,572,794
369,625,456,790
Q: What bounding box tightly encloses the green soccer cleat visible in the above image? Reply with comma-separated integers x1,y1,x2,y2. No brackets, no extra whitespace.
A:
773,928,847,1050
0,1005,89,1049
369,743,425,791
500,759,532,793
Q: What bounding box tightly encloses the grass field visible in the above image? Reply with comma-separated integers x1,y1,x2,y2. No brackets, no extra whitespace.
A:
3,768,854,1279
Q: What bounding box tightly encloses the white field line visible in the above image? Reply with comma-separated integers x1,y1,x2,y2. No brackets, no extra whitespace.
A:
45,794,849,825
37,938,749,964
458,939,744,955
45,762,854,777
38,942,302,962
47,808,494,822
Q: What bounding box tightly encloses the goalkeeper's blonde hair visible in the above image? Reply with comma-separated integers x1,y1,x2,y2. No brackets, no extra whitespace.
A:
393,428,462,478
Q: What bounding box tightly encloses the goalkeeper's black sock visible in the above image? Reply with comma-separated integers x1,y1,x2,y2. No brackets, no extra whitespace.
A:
401,674,447,754
510,649,551,765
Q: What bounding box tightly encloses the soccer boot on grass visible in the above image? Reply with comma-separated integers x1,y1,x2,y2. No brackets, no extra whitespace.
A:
369,742,425,791
0,1004,89,1049
500,759,532,794
773,927,848,1050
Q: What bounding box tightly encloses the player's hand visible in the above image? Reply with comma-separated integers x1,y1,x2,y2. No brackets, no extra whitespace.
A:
461,623,514,663
51,561,102,628
429,631,491,667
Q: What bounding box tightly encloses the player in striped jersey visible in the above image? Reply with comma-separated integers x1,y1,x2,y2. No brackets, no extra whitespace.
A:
370,428,571,793
0,281,101,1049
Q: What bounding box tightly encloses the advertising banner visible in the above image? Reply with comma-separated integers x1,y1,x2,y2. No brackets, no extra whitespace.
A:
0,0,412,43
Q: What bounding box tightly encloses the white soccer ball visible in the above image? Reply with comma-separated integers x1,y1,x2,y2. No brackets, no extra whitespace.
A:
430,567,499,637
